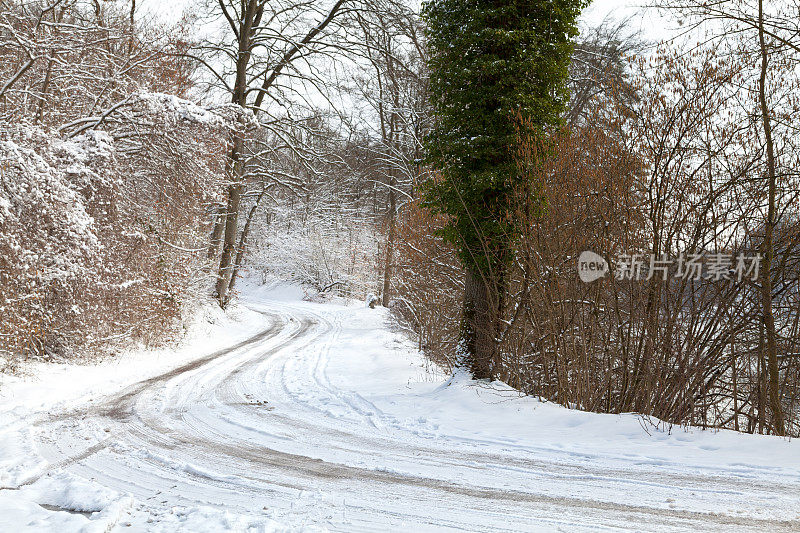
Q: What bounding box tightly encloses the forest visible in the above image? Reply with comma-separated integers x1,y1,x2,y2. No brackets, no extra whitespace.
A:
3,1,800,530
1,0,799,439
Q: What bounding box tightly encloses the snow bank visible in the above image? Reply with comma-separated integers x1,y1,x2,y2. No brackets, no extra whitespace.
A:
0,492,88,532
141,505,308,533
0,472,133,533
325,304,800,476
0,296,274,531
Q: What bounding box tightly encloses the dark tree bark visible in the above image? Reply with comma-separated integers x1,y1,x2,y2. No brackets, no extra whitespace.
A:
213,0,261,307
214,140,244,304
757,0,785,436
381,178,396,307
227,188,267,297
207,205,226,260
462,267,500,379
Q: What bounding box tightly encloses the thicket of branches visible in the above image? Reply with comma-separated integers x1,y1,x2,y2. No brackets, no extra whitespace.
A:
3,0,798,441
0,1,238,368
398,4,800,436
231,0,428,302
0,0,429,365
493,4,800,436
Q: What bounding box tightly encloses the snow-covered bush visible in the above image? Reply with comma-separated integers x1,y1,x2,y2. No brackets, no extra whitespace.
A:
0,94,241,369
0,0,243,369
0,129,102,364
248,204,381,300
0,0,195,128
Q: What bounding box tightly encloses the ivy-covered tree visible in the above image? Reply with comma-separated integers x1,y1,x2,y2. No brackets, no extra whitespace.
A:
422,0,586,378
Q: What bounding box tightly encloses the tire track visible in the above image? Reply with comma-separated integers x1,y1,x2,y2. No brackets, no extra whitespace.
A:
22,299,800,532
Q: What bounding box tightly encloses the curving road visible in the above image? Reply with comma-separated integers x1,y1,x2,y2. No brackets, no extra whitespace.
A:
20,295,800,531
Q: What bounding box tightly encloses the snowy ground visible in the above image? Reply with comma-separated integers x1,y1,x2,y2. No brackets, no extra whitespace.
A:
1,282,800,532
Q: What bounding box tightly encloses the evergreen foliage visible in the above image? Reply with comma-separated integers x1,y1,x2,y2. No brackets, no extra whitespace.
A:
422,0,587,273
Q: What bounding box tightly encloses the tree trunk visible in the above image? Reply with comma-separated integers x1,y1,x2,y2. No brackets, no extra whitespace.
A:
36,58,55,124
381,175,396,307
757,0,785,436
214,138,243,307
214,183,241,306
128,0,136,56
207,205,225,260
227,188,267,297
213,0,259,307
462,267,496,379
35,6,65,123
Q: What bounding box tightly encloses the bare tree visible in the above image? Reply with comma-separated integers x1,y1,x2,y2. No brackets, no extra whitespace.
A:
654,0,800,436
344,0,428,306
192,0,351,306
0,0,194,126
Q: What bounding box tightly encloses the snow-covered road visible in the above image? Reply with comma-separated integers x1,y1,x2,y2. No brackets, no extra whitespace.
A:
2,284,800,532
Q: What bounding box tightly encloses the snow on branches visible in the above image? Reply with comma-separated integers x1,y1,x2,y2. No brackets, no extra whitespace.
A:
0,93,245,368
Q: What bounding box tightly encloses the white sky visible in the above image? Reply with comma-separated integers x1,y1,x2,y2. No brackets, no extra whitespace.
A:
139,0,677,43
580,0,676,42
135,0,679,114
138,0,192,24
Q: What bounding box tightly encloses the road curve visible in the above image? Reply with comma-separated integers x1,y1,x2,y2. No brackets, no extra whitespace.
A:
26,297,800,532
